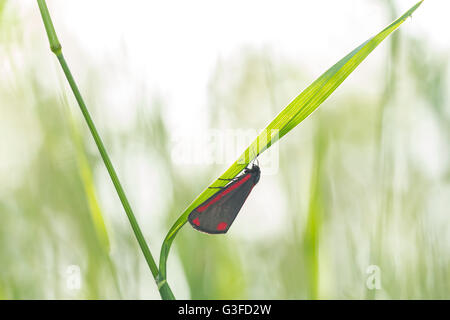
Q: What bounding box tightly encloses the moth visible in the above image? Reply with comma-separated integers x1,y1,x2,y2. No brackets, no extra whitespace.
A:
188,164,261,234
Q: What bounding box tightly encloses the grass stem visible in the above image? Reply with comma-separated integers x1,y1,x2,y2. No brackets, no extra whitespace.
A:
36,0,174,300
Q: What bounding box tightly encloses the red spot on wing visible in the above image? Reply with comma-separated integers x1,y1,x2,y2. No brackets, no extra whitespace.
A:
217,222,227,231
192,217,200,226
196,174,252,213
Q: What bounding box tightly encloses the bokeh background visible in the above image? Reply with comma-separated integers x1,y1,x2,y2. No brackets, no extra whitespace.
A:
0,0,449,299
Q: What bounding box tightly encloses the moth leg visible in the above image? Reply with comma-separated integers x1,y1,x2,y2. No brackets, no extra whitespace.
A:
209,177,237,189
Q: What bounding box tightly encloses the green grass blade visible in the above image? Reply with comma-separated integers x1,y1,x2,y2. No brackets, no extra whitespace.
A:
68,111,111,252
64,103,124,297
159,1,423,287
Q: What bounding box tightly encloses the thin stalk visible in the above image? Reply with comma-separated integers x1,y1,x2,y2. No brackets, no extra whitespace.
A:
36,0,174,300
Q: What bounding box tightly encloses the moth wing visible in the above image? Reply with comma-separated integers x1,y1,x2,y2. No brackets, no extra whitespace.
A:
188,176,256,234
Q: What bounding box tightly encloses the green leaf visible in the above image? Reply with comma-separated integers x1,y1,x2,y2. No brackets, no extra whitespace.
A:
158,1,423,286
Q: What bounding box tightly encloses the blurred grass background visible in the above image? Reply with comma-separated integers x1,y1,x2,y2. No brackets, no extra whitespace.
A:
0,0,449,299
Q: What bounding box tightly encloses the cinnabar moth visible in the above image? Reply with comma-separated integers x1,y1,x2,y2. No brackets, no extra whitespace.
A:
188,164,261,234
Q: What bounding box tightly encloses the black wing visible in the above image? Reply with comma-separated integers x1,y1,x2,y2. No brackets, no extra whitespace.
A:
188,166,260,234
